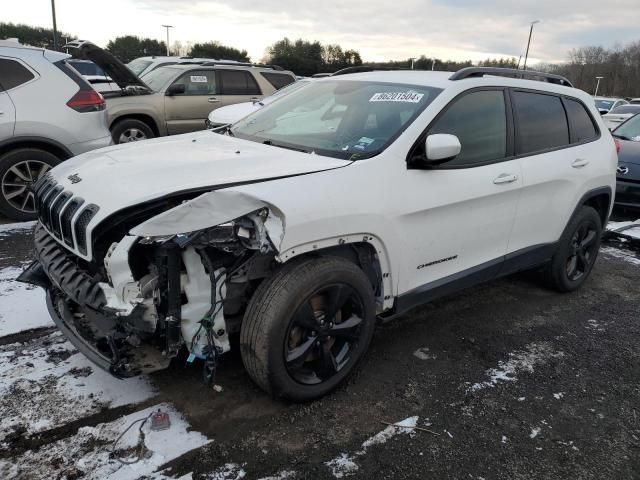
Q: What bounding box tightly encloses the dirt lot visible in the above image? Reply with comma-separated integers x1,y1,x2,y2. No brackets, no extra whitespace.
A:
0,215,639,480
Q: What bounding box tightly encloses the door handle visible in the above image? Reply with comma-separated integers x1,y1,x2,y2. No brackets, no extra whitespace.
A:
207,98,220,103
572,158,589,168
250,97,260,101
493,173,518,184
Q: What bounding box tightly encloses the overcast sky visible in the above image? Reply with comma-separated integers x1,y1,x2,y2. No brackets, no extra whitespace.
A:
4,0,640,63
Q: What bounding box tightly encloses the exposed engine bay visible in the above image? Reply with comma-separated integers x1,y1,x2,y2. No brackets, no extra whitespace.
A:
21,206,284,383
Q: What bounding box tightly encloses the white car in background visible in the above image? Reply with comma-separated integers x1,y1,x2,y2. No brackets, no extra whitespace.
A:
602,104,640,130
594,96,628,114
67,59,119,93
206,78,313,128
128,56,241,78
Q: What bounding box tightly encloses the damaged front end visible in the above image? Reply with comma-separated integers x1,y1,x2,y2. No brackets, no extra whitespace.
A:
19,202,283,380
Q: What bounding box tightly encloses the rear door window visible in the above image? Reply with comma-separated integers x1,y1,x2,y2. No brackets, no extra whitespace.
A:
428,89,507,166
260,72,296,90
563,98,598,143
512,90,569,155
218,70,261,95
172,70,217,95
0,58,35,91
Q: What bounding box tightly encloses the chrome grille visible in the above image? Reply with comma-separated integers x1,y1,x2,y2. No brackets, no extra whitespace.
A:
34,174,98,257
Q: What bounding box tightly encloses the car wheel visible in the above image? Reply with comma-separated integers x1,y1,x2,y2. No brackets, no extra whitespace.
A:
111,119,154,144
240,256,376,402
0,148,61,221
542,206,602,292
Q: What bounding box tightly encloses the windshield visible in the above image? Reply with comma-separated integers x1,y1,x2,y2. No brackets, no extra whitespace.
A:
612,114,640,140
231,80,442,160
267,79,311,101
140,66,179,92
594,99,615,110
609,105,640,115
127,58,153,75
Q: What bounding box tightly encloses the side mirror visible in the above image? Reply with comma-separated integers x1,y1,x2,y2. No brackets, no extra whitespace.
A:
425,134,461,163
166,84,186,96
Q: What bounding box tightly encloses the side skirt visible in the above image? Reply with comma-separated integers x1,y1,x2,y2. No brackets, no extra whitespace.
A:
381,242,557,321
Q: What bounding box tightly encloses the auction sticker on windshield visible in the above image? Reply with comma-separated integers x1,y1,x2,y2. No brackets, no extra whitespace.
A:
370,92,424,103
190,75,208,83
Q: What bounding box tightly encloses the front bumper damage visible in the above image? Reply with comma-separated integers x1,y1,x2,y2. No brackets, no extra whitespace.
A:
19,203,282,379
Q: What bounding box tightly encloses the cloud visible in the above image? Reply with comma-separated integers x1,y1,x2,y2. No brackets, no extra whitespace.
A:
4,0,640,63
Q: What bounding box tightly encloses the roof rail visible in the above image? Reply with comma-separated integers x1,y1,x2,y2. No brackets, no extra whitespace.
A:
449,67,573,87
331,65,409,76
200,60,284,71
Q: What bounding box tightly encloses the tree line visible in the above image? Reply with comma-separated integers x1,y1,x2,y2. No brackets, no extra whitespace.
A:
4,21,640,95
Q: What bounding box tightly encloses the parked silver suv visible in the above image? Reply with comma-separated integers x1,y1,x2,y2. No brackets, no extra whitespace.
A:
0,39,111,220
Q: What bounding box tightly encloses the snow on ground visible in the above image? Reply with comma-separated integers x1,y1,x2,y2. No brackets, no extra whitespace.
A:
0,265,53,336
0,403,210,480
601,246,640,266
467,342,565,393
0,220,36,237
0,330,156,442
606,220,640,239
204,463,247,480
325,416,419,478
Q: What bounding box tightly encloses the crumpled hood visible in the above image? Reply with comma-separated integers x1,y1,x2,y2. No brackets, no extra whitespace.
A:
49,131,350,227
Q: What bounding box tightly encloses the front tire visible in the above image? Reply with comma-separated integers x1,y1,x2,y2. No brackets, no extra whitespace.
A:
0,148,61,220
111,118,154,144
542,205,602,292
240,256,376,402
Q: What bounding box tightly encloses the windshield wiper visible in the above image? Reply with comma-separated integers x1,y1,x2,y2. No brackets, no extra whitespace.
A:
212,124,235,136
262,139,310,153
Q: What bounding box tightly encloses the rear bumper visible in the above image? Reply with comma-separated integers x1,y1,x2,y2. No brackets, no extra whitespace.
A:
615,179,640,210
68,133,113,156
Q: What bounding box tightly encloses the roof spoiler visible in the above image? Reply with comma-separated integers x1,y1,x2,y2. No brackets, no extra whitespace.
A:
449,67,573,87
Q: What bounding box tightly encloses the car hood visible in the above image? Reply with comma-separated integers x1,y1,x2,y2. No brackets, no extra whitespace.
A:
63,40,149,90
49,131,351,226
208,102,262,125
618,138,640,166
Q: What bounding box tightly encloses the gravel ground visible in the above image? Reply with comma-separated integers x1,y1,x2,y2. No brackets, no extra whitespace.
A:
0,213,639,480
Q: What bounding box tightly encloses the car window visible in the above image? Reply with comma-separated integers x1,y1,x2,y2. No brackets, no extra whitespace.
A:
127,58,153,75
260,72,296,90
218,70,261,95
512,91,569,155
594,99,614,110
428,90,507,166
0,58,35,91
172,70,217,95
608,105,640,115
564,98,598,143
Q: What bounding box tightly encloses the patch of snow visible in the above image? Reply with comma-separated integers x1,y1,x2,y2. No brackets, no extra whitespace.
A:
413,347,436,360
0,332,156,440
325,453,358,478
585,319,606,332
205,463,247,480
601,246,640,266
1,403,210,480
553,392,565,400
257,471,296,480
0,220,36,237
467,342,564,393
0,266,53,336
606,220,640,239
517,397,526,401
501,435,507,443
445,430,454,439
530,427,541,439
325,416,420,478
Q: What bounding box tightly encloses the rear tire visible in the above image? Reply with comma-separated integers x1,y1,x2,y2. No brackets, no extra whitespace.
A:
0,148,61,221
240,256,376,402
541,205,602,292
111,118,154,144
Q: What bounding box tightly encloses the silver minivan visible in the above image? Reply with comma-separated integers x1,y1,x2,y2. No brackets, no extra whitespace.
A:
0,39,112,220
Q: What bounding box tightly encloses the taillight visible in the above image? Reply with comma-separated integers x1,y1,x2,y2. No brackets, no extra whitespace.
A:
66,89,105,113
614,138,621,155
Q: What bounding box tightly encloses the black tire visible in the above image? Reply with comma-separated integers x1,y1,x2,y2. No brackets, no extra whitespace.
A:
240,256,376,402
541,206,602,292
111,118,154,144
0,148,62,221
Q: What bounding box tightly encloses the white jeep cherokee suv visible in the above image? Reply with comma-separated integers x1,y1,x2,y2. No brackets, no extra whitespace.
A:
20,67,616,401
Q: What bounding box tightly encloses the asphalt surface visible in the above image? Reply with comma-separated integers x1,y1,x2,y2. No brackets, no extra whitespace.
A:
1,212,639,479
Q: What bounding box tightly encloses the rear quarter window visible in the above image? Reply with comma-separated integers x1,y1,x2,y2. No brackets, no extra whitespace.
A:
564,98,598,143
0,58,35,91
260,72,296,90
218,70,261,95
512,90,569,155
